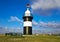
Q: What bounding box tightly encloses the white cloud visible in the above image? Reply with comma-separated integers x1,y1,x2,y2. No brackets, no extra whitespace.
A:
8,27,23,33
32,20,60,28
8,16,23,23
40,21,60,28
32,20,39,26
31,0,60,10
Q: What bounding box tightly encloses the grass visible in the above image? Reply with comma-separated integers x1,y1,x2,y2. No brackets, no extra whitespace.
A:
0,34,60,42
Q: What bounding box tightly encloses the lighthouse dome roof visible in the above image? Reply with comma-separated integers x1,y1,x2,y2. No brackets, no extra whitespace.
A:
25,8,31,16
25,8,30,13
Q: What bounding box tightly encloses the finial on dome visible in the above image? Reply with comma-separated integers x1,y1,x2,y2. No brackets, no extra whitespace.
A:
26,4,30,7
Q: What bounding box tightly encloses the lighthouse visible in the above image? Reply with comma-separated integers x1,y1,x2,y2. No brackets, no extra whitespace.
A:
23,4,33,35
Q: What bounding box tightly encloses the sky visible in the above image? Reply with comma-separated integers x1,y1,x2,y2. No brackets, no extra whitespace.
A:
0,0,60,34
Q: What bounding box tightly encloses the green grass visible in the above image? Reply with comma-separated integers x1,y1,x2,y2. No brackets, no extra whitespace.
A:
0,34,60,42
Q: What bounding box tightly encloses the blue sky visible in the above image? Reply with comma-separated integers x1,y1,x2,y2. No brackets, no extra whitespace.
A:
0,0,60,34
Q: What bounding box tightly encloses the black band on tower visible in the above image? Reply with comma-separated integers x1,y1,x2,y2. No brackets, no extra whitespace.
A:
23,26,32,35
23,16,33,21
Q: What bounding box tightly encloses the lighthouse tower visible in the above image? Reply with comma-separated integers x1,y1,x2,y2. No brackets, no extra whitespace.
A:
23,4,33,35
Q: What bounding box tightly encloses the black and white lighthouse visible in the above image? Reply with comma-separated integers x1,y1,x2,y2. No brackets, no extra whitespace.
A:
23,4,33,35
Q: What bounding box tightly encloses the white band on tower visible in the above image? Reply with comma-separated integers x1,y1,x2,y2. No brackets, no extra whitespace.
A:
24,21,32,26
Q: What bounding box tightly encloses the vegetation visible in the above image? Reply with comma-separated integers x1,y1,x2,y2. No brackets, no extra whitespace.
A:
0,34,60,42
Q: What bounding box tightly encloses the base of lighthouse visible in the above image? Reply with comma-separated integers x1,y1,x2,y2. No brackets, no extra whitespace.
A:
23,26,32,35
